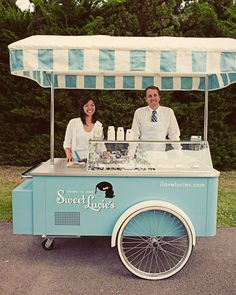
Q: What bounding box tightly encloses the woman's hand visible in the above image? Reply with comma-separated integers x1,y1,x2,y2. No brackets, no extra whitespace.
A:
66,155,74,162
65,148,74,162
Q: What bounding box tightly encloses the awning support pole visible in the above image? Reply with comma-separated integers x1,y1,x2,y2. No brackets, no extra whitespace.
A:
204,75,209,141
50,72,55,165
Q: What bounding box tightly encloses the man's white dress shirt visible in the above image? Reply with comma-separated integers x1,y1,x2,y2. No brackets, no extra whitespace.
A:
131,106,180,141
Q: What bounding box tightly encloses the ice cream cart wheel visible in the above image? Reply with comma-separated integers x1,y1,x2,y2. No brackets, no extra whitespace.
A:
117,206,193,280
42,238,55,251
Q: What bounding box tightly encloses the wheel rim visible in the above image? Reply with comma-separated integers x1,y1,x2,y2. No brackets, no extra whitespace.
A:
117,207,193,280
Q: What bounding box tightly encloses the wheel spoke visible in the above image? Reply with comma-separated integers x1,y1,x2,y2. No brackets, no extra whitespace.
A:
136,245,150,270
126,242,151,263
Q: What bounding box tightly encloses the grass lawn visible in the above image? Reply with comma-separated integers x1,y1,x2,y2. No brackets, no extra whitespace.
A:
0,166,28,221
217,171,236,226
0,166,235,226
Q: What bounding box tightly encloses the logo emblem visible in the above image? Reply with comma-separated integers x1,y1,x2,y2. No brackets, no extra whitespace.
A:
95,182,115,198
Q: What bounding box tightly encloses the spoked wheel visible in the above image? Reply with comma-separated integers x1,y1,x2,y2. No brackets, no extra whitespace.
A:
117,206,193,280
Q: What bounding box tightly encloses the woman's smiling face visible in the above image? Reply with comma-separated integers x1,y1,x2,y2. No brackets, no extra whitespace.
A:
83,99,96,117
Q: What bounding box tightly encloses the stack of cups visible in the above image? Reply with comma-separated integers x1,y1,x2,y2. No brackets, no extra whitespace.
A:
125,129,133,140
107,126,134,141
107,126,115,140
117,127,125,141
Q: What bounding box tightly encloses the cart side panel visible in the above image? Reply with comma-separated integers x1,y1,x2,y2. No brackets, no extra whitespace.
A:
33,177,46,234
155,176,209,235
31,175,213,236
44,176,117,236
205,177,218,235
12,179,33,234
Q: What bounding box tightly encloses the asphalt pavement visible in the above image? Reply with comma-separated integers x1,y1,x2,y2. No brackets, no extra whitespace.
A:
0,222,235,295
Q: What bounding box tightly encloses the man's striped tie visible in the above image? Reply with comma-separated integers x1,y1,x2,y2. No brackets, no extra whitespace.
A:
151,110,157,122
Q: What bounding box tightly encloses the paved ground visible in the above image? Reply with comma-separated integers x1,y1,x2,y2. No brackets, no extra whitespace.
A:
0,222,235,295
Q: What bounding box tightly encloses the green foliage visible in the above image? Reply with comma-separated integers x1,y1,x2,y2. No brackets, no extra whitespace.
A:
218,4,236,37
179,2,223,36
0,0,236,169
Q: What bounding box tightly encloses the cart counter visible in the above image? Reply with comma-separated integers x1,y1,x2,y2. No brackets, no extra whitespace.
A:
30,140,218,177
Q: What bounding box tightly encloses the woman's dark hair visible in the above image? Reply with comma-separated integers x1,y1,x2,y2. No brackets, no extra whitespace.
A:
79,97,99,125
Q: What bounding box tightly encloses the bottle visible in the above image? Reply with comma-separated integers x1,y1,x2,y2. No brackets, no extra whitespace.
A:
94,126,104,140
117,127,124,141
125,129,133,141
107,126,115,140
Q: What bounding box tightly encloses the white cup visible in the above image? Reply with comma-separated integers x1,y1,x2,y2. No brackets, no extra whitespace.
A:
117,127,124,141
107,126,115,140
125,129,133,141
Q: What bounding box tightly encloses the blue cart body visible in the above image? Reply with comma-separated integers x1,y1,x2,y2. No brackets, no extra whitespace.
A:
13,173,218,237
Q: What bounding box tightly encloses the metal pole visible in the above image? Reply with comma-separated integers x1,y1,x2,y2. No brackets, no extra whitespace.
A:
50,72,55,165
204,75,209,141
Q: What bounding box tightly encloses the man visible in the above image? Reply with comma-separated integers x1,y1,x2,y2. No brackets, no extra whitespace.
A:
131,85,180,141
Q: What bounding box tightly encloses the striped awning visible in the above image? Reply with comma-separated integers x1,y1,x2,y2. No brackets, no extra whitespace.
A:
8,35,236,91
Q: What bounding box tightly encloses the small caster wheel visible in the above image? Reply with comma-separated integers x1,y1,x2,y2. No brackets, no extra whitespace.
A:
42,238,55,250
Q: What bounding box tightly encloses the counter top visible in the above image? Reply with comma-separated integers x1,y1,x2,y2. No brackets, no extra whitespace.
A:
30,158,220,177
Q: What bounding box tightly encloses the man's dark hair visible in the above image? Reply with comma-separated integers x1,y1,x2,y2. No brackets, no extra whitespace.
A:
144,85,160,97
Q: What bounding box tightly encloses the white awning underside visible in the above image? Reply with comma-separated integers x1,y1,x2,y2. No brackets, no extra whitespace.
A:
8,35,236,91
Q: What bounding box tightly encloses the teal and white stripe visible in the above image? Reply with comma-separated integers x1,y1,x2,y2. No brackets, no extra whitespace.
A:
8,35,236,91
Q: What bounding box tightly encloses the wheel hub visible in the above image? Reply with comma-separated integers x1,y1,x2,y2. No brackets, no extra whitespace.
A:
150,237,160,248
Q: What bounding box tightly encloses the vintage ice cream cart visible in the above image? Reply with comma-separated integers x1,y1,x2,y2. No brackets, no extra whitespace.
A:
9,36,236,279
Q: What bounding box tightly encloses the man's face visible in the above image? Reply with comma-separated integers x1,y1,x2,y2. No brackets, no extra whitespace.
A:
145,89,160,110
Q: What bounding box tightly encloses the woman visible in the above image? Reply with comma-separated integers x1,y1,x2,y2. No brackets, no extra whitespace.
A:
63,97,103,162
